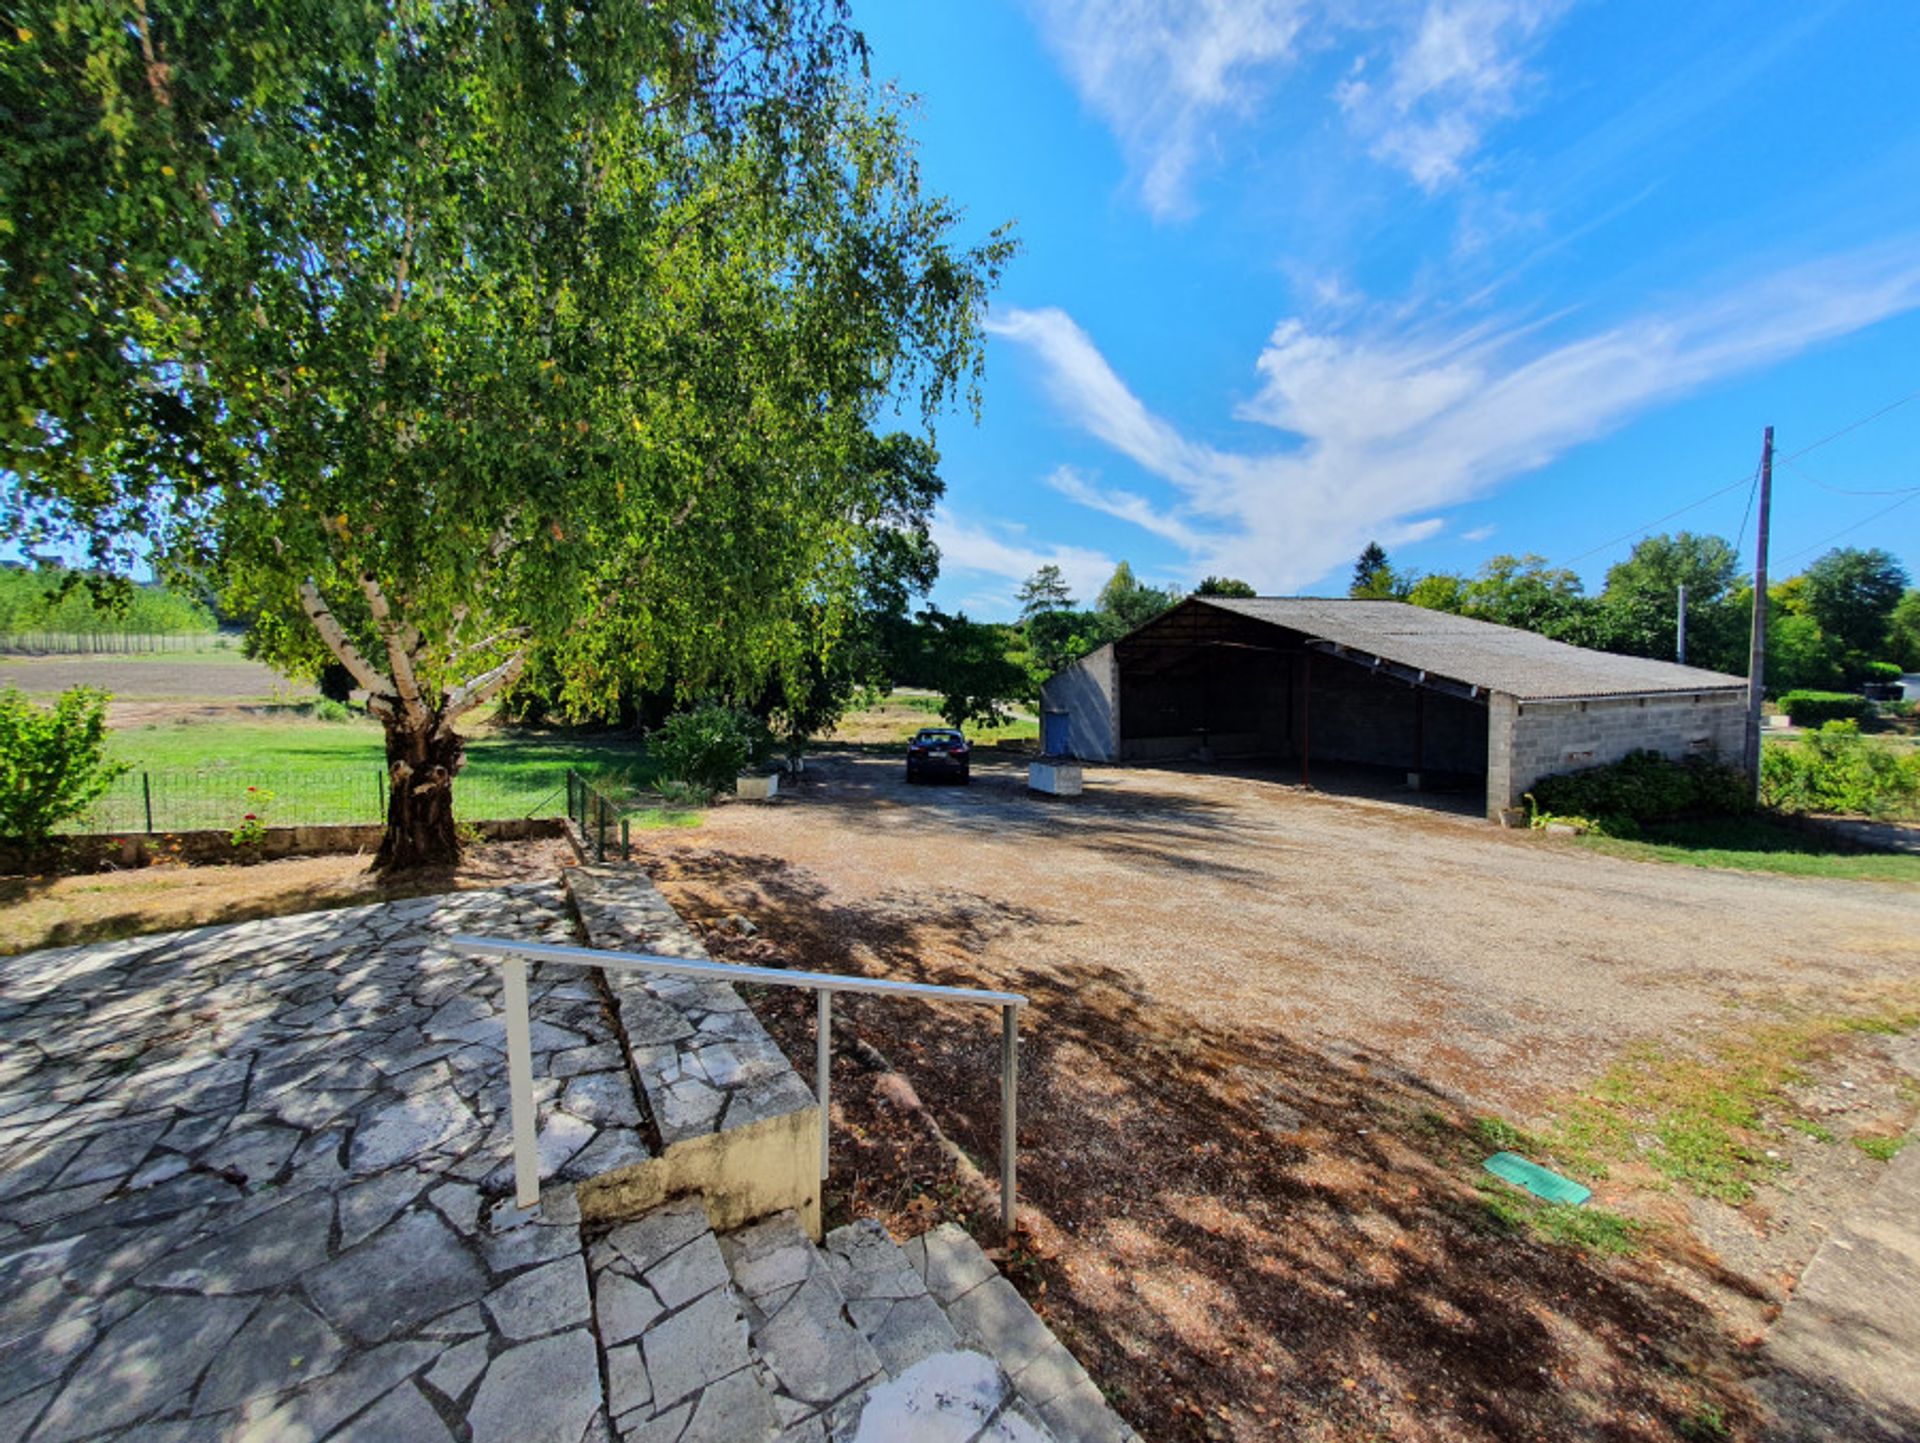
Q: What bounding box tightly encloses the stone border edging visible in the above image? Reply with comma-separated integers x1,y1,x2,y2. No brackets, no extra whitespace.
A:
563,865,821,1237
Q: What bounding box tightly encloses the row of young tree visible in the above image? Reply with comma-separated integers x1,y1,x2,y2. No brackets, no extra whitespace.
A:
1348,537,1920,691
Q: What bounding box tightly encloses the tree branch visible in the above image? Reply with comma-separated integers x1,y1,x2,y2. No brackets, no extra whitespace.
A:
359,573,429,725
452,626,531,665
298,579,394,704
440,651,528,733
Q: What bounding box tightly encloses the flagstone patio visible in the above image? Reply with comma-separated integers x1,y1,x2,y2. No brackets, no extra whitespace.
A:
0,875,1135,1443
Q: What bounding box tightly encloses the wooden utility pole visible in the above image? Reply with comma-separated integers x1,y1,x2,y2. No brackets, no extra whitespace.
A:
1676,583,1688,665
1744,426,1773,794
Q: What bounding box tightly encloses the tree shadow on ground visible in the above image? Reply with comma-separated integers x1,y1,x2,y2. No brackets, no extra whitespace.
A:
768,753,1284,890
643,841,1801,1443
0,840,572,956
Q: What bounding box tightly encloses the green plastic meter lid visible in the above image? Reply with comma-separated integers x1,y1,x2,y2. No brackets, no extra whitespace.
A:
1483,1151,1592,1206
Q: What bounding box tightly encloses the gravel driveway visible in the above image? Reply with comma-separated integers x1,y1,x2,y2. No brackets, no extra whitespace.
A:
646,752,1920,1113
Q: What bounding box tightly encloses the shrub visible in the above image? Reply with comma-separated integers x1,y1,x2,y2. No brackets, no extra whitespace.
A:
310,698,353,723
1779,690,1871,727
1864,660,1904,683
648,704,771,796
1761,722,1920,818
1527,749,1751,830
317,662,356,705
0,686,129,844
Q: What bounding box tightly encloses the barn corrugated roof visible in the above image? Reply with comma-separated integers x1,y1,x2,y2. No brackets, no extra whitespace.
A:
1192,597,1749,701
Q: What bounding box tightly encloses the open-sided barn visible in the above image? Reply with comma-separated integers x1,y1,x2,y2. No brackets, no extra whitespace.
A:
1038,597,1751,820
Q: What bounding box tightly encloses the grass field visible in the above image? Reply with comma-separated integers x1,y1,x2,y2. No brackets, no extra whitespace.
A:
85,713,664,832
1572,815,1920,884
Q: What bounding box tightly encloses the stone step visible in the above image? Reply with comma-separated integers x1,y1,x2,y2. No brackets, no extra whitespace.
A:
590,1194,780,1442
898,1224,1140,1443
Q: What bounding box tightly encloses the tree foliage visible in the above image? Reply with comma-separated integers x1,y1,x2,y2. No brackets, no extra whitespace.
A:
1889,590,1920,671
1801,548,1910,663
1096,562,1181,632
1350,542,1390,597
0,567,216,636
3,0,1010,867
907,610,1029,728
0,686,128,844
1016,565,1075,618
1193,576,1256,598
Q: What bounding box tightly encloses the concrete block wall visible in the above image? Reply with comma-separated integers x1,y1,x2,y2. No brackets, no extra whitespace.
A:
1489,690,1748,816
1039,645,1121,761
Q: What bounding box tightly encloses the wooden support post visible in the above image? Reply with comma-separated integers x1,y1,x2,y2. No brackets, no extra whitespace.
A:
1298,653,1312,788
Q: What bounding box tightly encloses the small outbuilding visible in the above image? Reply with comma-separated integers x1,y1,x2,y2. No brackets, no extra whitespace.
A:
1038,597,1751,820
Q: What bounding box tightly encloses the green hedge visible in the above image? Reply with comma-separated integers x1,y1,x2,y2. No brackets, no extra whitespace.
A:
1779,690,1872,727
1527,749,1751,829
1760,722,1920,819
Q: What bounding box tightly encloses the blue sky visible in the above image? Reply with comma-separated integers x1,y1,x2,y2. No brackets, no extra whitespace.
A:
857,1,1920,619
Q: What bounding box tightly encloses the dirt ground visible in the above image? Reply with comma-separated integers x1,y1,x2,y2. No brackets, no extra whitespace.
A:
668,755,1920,1111
0,650,316,725
0,835,574,954
629,753,1920,1443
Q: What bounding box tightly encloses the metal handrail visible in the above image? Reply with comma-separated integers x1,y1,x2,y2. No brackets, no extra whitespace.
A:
451,935,1028,1236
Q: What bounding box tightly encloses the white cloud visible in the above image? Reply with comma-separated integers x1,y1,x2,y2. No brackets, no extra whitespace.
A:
993,239,1920,591
929,507,1116,611
1338,0,1565,191
1026,0,1306,217
1461,523,1497,542
1024,0,1568,212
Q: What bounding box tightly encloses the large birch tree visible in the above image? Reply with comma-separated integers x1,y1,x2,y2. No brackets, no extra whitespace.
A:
2,0,1009,868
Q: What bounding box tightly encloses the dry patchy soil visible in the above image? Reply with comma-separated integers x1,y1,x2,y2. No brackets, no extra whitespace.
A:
1,838,575,954
627,754,1920,1443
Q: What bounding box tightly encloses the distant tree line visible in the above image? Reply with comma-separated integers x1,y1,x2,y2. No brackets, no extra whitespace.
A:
0,565,219,638
1347,535,1918,693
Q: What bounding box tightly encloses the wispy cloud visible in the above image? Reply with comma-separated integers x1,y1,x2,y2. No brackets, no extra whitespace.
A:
1025,0,1307,217
1460,523,1497,542
1337,0,1565,191
1025,0,1568,214
929,508,1116,611
991,239,1920,591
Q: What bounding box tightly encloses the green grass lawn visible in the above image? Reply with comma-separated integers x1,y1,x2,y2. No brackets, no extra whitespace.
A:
1573,815,1920,884
89,713,666,831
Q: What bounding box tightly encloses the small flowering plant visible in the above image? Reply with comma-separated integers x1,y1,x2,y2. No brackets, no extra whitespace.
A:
230,786,274,849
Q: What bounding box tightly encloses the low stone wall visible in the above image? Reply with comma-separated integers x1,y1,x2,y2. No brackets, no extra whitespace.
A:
565,865,822,1237
3,816,565,876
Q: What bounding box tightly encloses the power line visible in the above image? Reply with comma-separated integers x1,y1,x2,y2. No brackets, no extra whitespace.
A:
1776,453,1920,497
1776,488,1920,568
1733,463,1760,558
1777,385,1920,463
1558,471,1755,568
1556,382,1919,570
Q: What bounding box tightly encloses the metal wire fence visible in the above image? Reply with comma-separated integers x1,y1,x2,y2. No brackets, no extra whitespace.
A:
0,631,231,655
65,766,570,834
567,769,634,862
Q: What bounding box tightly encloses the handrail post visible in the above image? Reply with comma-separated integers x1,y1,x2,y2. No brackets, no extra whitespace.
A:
503,956,541,1211
1001,1003,1018,1241
816,991,832,1181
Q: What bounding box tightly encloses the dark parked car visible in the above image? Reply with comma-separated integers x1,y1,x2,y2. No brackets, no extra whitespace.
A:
905,727,970,784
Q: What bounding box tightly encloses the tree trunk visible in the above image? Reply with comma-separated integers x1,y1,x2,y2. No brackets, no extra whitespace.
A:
373,718,465,871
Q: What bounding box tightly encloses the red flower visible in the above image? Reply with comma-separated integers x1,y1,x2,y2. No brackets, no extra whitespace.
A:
244,813,257,821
